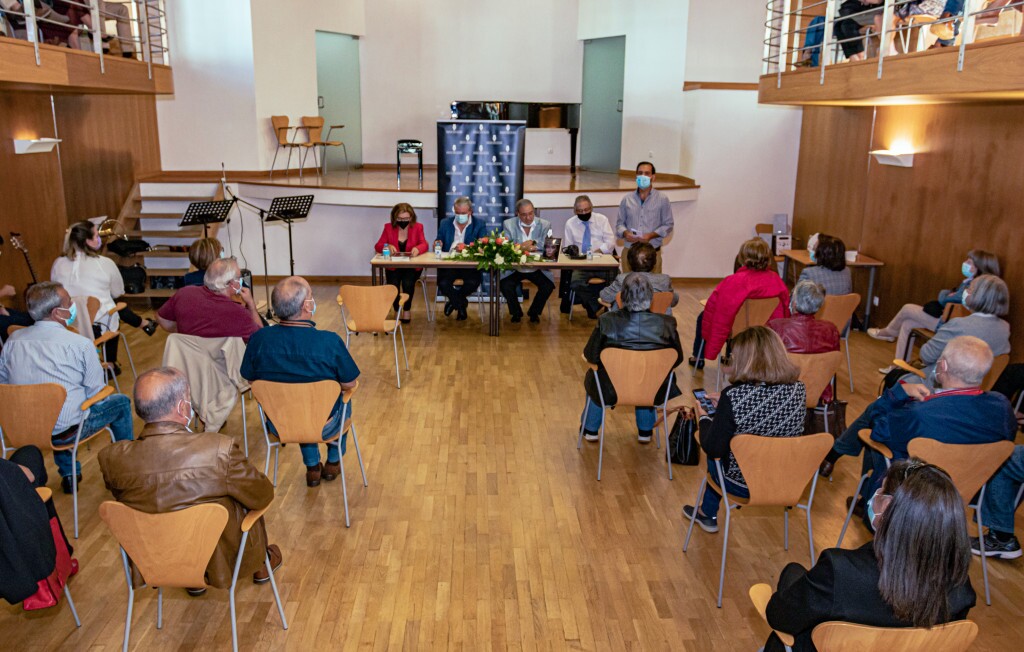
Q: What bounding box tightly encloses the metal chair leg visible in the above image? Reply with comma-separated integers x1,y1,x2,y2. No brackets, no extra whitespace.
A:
391,330,402,389
270,145,280,179
784,507,790,550
568,289,575,321
350,423,368,486
596,417,606,481
682,476,709,552
157,587,163,629
71,443,80,539
229,530,249,652
844,332,854,393
836,471,869,548
717,501,733,608
63,584,81,627
691,340,704,378
119,332,137,380
975,487,993,606
338,438,350,527
119,549,135,652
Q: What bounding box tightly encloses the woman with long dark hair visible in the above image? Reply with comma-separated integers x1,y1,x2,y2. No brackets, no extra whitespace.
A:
762,459,976,651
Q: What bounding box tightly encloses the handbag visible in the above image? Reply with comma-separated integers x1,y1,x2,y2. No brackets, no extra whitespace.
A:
922,299,944,319
22,514,78,612
804,400,847,438
118,264,147,295
107,238,150,257
667,406,700,465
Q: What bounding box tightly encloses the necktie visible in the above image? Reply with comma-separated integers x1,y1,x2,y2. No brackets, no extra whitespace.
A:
582,221,592,253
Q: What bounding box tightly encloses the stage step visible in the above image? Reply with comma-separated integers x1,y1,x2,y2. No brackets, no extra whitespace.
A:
139,195,216,202
145,268,187,276
128,229,204,238
124,289,175,299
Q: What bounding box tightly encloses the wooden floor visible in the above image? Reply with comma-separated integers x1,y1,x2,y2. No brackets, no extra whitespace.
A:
3,281,1023,651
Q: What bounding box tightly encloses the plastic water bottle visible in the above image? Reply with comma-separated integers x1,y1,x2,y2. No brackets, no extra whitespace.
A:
586,249,594,261
382,243,391,261
434,239,443,259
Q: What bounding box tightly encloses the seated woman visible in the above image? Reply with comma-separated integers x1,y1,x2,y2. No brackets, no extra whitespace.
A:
768,280,840,403
374,203,428,323
868,249,1000,366
581,274,682,444
598,242,678,312
690,238,789,369
0,282,33,344
683,327,806,531
183,237,224,287
798,234,852,296
763,458,976,652
876,0,946,57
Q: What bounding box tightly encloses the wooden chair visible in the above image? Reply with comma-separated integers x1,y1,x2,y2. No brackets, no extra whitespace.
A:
693,297,779,391
301,115,347,175
32,487,82,628
99,501,287,652
897,14,940,53
789,351,844,432
906,438,1015,606
811,619,979,651
337,284,410,389
0,383,116,538
610,291,674,315
836,429,894,548
6,324,29,335
749,583,794,649
269,115,313,180
902,303,968,361
568,276,609,321
252,379,367,527
87,297,138,389
815,293,861,392
893,353,1009,392
684,432,832,607
576,348,678,481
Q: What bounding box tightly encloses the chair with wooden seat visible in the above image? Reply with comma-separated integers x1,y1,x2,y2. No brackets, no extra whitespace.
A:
815,293,861,392
684,432,832,607
269,115,313,180
252,379,367,527
693,297,779,391
337,284,409,389
906,438,1015,606
789,351,844,432
836,429,894,548
901,303,968,361
568,276,610,321
31,487,82,628
302,115,347,175
893,352,1009,392
99,500,287,652
518,277,554,322
576,348,678,481
0,383,116,538
87,297,138,386
896,14,940,53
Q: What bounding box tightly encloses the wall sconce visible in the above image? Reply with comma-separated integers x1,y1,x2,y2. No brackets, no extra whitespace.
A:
13,138,62,154
870,139,915,167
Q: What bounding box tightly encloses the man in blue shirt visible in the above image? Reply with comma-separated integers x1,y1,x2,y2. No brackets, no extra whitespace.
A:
437,196,488,321
240,277,359,487
616,162,674,273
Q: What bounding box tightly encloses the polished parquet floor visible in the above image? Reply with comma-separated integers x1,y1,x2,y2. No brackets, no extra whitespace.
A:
3,281,1023,651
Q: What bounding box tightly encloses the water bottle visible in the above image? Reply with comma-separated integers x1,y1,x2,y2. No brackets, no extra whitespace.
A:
434,239,443,259
382,243,391,261
586,249,594,261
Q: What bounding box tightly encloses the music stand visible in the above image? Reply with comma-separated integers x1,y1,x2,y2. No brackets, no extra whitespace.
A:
264,195,314,276
180,200,233,238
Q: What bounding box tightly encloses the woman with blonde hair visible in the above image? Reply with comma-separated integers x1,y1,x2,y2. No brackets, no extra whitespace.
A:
183,237,224,287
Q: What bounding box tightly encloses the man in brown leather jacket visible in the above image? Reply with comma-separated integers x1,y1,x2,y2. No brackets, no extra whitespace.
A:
99,366,281,595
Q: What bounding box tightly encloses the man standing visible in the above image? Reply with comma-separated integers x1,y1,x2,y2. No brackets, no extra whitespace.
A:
499,199,555,323
99,367,281,595
562,194,617,317
156,258,263,341
0,282,133,493
616,161,674,273
240,277,360,487
436,196,488,321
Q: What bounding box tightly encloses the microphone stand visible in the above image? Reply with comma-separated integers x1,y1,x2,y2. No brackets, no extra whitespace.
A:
225,188,278,321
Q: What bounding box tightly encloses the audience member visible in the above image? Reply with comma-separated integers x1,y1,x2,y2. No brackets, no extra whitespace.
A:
877,0,946,57
991,362,1024,418
374,203,429,323
0,282,33,343
240,277,360,487
581,274,682,444
561,194,617,316
99,367,280,596
683,326,806,532
616,162,674,273
768,280,840,403
499,199,554,323
763,458,976,652
436,196,487,321
976,444,1024,559
835,0,885,61
183,237,224,287
79,1,136,58
0,282,133,493
798,234,852,296
690,238,789,369
156,257,262,341
975,0,1024,36
599,242,678,312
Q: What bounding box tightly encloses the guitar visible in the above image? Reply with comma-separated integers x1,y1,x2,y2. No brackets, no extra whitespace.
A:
9,233,40,286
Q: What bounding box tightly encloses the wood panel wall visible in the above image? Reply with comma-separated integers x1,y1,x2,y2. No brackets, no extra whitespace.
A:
793,103,1024,354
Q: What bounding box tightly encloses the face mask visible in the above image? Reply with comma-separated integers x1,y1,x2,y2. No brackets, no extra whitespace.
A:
59,303,77,327
455,213,469,225
867,490,888,530
520,220,533,231
232,279,243,295
809,250,816,263
305,298,317,316
396,221,411,228
962,261,973,278
636,175,652,190
219,250,228,259
178,399,195,426
962,289,971,308
577,212,592,222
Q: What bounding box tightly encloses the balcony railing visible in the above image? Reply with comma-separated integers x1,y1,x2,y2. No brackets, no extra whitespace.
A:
763,0,1024,86
0,0,169,78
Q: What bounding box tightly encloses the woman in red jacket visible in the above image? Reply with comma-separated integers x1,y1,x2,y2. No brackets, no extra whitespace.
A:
691,238,789,368
374,203,429,323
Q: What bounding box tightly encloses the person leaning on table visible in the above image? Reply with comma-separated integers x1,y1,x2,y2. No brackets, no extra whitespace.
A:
374,203,429,323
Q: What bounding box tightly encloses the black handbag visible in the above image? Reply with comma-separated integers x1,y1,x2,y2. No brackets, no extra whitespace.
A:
107,238,150,257
118,264,147,295
803,400,848,438
667,406,700,465
922,299,945,319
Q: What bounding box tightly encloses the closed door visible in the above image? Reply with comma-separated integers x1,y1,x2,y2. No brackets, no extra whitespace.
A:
580,36,625,173
315,31,362,169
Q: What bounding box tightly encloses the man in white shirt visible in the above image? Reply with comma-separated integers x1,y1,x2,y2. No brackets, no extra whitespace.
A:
561,195,617,318
499,199,554,323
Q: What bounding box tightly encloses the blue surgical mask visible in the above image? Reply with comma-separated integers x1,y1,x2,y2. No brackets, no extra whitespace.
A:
60,303,77,327
867,490,888,529
961,261,973,278
306,298,317,316
636,175,652,190
219,250,228,259
456,213,469,225
809,250,816,263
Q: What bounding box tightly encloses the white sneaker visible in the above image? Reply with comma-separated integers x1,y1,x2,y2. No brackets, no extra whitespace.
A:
867,328,895,342
583,431,600,442
638,432,652,444
878,365,896,374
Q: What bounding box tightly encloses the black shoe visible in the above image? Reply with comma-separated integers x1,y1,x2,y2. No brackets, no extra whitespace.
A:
111,362,123,377
529,314,540,324
845,496,865,520
457,308,468,321
61,474,83,494
687,356,705,370
971,532,1023,559
444,301,454,317
585,306,598,319
683,505,719,533
186,587,207,597
510,313,523,323
559,300,572,314
142,320,158,336
818,460,834,478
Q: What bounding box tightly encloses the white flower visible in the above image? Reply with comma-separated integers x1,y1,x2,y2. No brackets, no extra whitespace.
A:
520,255,527,263
494,254,504,265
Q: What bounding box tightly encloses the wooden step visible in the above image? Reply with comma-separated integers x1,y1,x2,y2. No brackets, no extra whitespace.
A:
145,268,187,277
126,213,184,220
142,250,189,258
124,288,176,298
128,229,204,238
138,195,216,202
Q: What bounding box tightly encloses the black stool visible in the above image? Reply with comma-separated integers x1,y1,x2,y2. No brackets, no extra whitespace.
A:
397,139,424,182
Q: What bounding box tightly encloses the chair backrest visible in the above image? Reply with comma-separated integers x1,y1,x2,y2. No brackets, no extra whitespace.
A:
810,619,978,652
6,324,28,335
906,438,1015,506
613,291,674,314
86,296,101,324
250,379,341,444
0,383,67,452
599,348,678,408
983,353,1009,392
788,351,844,409
301,115,324,142
339,284,398,332
815,293,861,334
943,302,970,322
98,501,228,589
270,116,291,145
730,433,833,506
731,297,780,337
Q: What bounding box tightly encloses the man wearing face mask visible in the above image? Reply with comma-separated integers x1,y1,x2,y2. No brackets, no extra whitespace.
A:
156,257,262,342
499,199,555,323
561,194,617,317
240,277,360,487
0,282,134,494
436,196,488,321
616,161,674,273
99,367,281,596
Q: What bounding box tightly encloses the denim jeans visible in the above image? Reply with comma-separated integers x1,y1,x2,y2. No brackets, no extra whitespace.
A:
267,402,350,468
582,399,656,433
52,393,133,478
699,456,751,518
982,445,1024,535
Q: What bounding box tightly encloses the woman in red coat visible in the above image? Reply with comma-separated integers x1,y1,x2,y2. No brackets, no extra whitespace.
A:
374,203,429,323
691,238,790,367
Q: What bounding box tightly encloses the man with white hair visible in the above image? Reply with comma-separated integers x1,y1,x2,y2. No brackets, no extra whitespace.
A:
156,257,262,341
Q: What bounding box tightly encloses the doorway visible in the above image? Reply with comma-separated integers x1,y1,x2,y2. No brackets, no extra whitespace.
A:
580,36,625,173
315,31,363,169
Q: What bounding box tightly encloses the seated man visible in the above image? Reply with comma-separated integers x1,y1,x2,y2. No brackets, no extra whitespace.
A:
0,282,33,344
156,257,262,341
976,444,1024,559
820,336,1016,499
499,198,555,323
598,243,678,312
437,196,487,321
240,277,360,487
0,282,133,493
768,279,840,403
581,273,683,444
561,194,617,318
99,367,280,596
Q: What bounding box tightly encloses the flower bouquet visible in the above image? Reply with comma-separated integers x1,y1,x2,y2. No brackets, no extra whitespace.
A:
449,230,540,272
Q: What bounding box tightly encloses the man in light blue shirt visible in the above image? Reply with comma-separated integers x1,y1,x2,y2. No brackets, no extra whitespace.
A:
616,161,674,273
0,282,133,492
